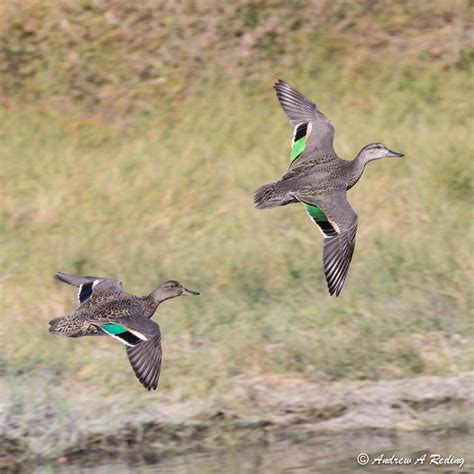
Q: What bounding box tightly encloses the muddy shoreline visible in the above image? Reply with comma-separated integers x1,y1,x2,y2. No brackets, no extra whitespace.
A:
1,372,472,470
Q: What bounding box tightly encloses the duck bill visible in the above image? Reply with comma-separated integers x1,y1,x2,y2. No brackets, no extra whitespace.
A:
386,149,405,157
182,288,200,296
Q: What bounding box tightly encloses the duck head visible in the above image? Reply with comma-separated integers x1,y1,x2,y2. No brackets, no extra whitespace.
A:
152,280,200,303
357,143,404,164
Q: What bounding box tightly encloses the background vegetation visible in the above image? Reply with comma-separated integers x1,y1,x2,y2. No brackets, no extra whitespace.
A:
1,0,472,456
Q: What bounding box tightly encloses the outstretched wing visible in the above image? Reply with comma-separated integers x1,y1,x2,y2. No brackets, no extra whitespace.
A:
274,80,336,166
126,334,162,391
55,272,123,305
295,192,358,296
119,314,162,391
94,305,163,391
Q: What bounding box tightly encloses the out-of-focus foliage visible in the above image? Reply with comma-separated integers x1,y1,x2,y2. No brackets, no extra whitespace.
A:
0,0,471,114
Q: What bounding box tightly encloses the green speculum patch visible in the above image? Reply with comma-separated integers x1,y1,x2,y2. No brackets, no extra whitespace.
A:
291,137,307,161
101,323,127,335
290,137,328,222
304,203,327,221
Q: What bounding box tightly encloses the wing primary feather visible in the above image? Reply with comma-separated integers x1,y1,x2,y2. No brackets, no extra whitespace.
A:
126,334,162,391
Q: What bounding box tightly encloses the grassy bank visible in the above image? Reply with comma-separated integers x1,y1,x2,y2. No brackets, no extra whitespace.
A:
2,57,472,394
0,2,473,463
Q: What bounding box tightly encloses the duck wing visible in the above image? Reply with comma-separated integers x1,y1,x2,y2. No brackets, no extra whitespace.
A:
120,313,162,391
295,191,358,296
93,305,163,391
55,272,123,305
274,80,336,166
126,332,162,391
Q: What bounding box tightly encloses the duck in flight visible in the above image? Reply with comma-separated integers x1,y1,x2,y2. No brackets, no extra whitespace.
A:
49,272,199,390
254,80,405,296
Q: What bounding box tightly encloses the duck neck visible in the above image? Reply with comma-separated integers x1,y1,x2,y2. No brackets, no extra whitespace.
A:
140,294,161,318
347,155,367,189
347,153,380,189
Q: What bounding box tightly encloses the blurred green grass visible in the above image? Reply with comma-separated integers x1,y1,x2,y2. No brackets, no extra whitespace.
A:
1,54,472,401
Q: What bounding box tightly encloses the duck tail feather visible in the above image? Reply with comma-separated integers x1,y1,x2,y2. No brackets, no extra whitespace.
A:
48,315,80,337
254,181,289,209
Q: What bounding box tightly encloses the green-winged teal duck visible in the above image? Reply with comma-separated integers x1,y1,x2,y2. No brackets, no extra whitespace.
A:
255,80,404,296
49,272,199,390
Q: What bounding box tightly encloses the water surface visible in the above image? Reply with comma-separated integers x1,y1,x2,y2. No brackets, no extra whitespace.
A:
31,434,472,474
